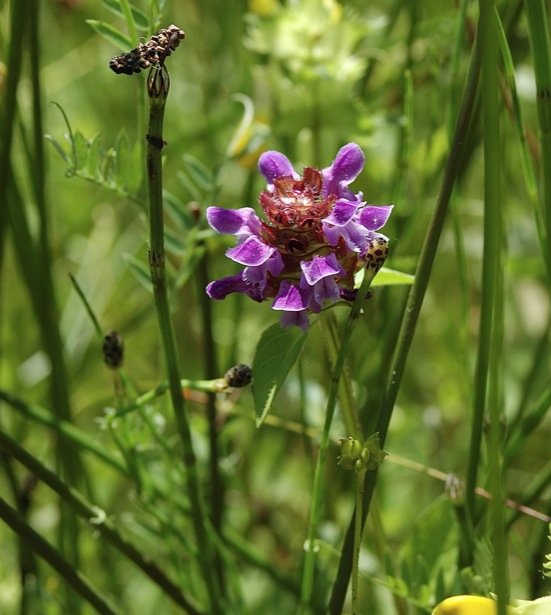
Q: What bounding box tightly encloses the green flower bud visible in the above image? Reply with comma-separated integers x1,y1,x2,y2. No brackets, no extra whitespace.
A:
337,437,363,471
363,433,387,470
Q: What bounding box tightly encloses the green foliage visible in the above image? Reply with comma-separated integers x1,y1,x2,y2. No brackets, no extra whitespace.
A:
252,323,308,426
2,0,551,614
544,525,551,578
46,103,144,201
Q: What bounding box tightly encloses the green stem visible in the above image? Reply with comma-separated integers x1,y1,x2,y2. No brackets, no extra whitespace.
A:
0,429,205,615
351,468,366,615
298,258,384,614
0,390,129,476
0,496,120,615
524,0,551,279
478,2,509,610
196,247,226,589
329,31,482,615
320,315,361,439
119,0,138,46
145,66,222,613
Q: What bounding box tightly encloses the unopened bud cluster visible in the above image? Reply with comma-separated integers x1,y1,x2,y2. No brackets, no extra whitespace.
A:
338,433,387,472
110,25,185,75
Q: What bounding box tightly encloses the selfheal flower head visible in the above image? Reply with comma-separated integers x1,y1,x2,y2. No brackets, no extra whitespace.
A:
206,143,393,330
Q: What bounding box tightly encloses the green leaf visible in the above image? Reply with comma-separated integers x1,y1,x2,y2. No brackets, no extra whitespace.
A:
100,0,149,31
86,20,132,51
86,134,102,179
183,153,215,192
114,130,130,189
399,496,457,590
164,191,196,230
252,323,307,427
44,134,72,167
355,266,415,288
123,253,152,293
73,131,88,170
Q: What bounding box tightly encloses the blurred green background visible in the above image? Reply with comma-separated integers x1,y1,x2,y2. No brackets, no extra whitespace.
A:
1,0,550,613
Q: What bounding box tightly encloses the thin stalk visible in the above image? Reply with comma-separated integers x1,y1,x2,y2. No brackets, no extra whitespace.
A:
505,386,551,463
119,0,139,44
505,457,551,528
0,430,206,615
524,0,551,279
351,468,366,615
478,2,509,610
298,256,385,614
145,65,222,613
495,8,548,280
328,32,482,615
0,497,120,615
319,315,361,439
0,390,129,476
196,246,226,590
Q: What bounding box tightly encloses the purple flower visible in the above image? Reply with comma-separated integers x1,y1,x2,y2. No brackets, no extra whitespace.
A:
206,143,393,330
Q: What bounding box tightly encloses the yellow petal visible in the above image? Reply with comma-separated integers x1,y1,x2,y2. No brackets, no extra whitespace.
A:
432,596,498,615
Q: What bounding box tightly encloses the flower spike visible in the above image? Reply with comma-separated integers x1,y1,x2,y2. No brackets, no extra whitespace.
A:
206,143,393,329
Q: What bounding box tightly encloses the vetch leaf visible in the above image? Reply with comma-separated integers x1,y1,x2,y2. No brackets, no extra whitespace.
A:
183,153,215,192
123,253,152,293
252,323,307,427
44,134,72,167
86,20,132,51
100,0,149,30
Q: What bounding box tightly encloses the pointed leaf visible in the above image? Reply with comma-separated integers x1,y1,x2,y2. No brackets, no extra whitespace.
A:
86,20,132,51
355,266,414,288
86,134,101,179
183,153,215,192
100,0,149,30
252,323,307,427
44,134,72,167
123,253,152,293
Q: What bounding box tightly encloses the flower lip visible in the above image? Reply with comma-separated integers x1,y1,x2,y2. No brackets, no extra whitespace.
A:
322,142,365,200
207,206,262,238
359,204,394,230
226,235,277,266
258,151,300,190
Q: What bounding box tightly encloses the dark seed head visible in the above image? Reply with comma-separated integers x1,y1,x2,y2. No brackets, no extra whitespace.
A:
103,330,124,368
224,364,252,388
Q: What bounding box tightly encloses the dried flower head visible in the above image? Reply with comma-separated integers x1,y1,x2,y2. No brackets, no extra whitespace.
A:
206,143,393,330
109,24,185,75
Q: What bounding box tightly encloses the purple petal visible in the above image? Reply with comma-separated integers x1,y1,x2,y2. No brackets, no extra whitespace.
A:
323,218,371,251
243,252,284,285
329,143,365,183
258,151,299,189
323,199,362,226
322,142,365,199
272,280,310,311
206,273,264,302
358,205,394,231
207,206,261,236
280,310,310,331
300,254,344,286
226,236,276,266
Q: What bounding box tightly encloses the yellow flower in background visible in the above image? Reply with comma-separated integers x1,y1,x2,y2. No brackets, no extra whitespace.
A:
432,595,498,615
248,0,278,16
432,595,551,615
